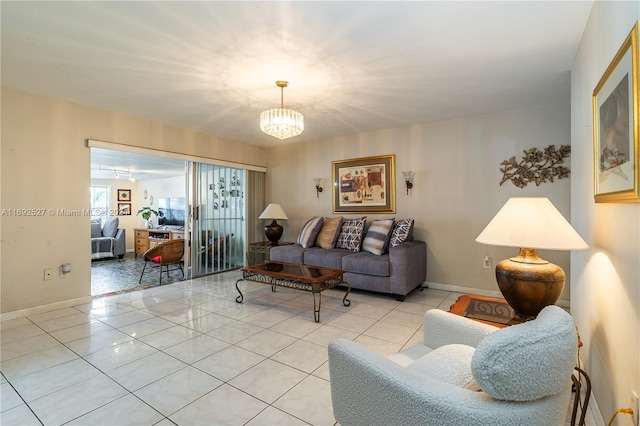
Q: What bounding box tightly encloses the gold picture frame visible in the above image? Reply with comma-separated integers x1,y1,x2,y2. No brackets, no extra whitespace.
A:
593,20,639,203
332,154,395,214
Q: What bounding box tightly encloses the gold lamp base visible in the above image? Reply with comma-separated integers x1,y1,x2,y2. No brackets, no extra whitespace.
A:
495,248,565,318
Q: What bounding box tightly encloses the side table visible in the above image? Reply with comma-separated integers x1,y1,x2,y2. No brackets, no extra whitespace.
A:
448,294,525,328
247,241,294,265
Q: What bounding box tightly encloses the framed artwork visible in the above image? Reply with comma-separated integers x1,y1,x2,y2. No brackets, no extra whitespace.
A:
117,189,131,202
118,203,131,216
332,154,395,214
592,21,639,203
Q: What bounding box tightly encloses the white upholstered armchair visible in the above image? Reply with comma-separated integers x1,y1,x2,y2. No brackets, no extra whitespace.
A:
328,306,578,426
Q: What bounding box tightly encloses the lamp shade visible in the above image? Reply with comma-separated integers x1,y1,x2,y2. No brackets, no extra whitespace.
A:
475,197,588,251
258,203,289,220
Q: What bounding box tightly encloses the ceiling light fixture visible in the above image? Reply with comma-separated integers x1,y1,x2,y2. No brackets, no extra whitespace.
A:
260,81,304,140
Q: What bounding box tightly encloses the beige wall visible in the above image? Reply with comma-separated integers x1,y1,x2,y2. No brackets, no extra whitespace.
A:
571,5,640,423
267,100,573,298
1,88,267,313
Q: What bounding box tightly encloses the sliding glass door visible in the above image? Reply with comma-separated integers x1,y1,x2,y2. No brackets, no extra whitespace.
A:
191,163,245,277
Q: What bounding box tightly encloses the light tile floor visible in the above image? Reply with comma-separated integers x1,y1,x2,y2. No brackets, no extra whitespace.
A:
1,271,599,425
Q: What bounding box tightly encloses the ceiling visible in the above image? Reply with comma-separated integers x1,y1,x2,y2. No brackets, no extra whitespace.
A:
1,1,594,149
90,148,186,181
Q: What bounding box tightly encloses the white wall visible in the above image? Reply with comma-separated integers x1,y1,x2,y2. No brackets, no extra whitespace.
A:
1,88,267,313
137,175,186,229
571,5,640,424
267,100,574,297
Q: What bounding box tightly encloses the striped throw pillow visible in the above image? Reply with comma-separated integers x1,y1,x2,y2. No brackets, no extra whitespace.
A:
297,217,324,248
362,218,395,255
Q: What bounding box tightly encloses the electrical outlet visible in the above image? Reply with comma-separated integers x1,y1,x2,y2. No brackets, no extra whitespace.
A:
632,390,639,426
43,269,54,281
483,256,492,269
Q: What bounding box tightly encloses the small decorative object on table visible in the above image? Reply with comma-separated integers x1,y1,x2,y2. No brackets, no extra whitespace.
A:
137,206,158,229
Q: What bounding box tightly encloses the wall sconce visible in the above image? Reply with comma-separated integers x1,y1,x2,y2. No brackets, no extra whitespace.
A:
313,178,323,198
402,171,415,195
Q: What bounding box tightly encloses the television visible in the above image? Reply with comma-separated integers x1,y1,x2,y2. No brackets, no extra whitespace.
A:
157,197,186,227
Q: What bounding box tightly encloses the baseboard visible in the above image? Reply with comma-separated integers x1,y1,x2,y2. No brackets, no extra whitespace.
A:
0,295,95,321
422,281,570,309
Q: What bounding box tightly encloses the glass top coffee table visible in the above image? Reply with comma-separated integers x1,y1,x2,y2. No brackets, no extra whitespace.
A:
236,261,351,322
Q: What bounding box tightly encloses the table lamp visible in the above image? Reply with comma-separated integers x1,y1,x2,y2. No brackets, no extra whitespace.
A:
258,203,289,245
475,197,588,318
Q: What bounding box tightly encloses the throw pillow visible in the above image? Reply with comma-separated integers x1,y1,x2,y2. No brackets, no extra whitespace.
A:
336,216,367,252
297,217,324,248
315,216,343,249
470,305,578,402
102,217,119,238
362,218,395,255
406,344,476,388
389,218,414,248
90,222,103,238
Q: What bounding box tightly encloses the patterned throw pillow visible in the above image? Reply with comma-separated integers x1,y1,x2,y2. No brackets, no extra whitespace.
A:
297,217,324,248
362,218,395,255
336,216,367,252
315,217,343,249
389,218,414,248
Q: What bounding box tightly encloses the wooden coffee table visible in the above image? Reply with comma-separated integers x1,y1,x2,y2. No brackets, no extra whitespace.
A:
448,294,526,328
235,261,351,322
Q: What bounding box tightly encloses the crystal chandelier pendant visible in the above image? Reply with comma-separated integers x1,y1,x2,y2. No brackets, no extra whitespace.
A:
260,81,304,140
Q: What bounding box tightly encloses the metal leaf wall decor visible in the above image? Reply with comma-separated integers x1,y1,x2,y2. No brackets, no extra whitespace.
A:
499,145,571,188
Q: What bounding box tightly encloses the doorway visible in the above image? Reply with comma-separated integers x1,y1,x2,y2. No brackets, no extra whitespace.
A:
90,147,187,295
90,146,251,296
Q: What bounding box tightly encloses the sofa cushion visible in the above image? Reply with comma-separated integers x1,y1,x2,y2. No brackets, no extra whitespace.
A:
102,217,119,238
389,218,414,248
297,217,324,248
362,218,395,255
341,252,390,277
91,222,103,238
303,248,352,269
336,216,367,252
316,216,343,249
471,305,578,402
406,344,475,388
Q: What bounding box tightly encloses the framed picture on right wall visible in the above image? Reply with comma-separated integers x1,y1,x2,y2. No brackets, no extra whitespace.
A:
592,20,639,203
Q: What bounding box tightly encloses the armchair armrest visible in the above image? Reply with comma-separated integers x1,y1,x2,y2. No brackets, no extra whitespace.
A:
423,309,497,349
113,229,126,257
328,338,567,426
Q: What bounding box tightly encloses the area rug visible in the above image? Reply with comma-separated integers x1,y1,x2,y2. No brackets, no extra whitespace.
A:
91,252,185,296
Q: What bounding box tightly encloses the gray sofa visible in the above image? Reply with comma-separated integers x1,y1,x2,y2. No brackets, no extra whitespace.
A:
91,217,126,260
270,240,426,301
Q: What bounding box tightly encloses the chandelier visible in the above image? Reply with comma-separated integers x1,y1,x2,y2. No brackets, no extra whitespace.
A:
260,81,304,140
